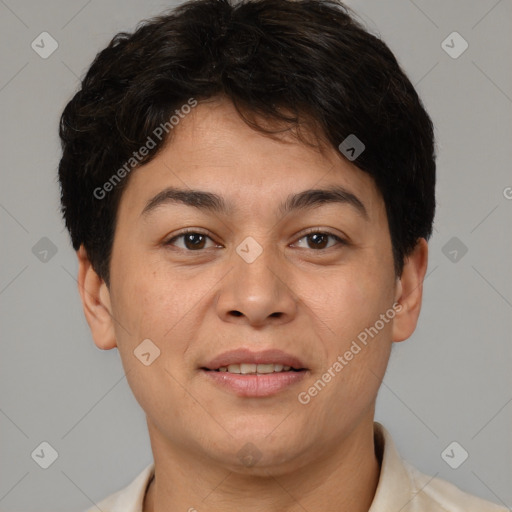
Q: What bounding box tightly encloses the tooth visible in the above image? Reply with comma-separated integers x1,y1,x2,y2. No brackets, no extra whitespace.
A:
240,363,257,374
256,364,274,374
227,364,241,373
220,363,296,374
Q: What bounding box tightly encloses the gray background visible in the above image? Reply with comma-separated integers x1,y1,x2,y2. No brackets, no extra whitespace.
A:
0,0,511,510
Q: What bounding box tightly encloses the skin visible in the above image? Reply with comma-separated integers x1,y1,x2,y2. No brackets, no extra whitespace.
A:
77,95,428,512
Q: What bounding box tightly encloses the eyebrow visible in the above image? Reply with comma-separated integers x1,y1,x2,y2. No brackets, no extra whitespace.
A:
140,185,368,220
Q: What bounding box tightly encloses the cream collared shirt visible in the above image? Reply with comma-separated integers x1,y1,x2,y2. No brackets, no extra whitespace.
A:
85,423,507,511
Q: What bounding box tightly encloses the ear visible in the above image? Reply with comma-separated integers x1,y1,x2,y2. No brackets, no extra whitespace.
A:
392,238,429,343
76,245,117,350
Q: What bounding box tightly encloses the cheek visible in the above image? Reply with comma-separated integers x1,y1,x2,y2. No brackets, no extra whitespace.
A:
306,265,392,343
111,261,220,376
108,269,200,425
302,271,394,428
111,250,183,339
129,277,191,346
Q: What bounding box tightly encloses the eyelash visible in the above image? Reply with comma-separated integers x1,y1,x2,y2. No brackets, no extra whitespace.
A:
164,228,347,252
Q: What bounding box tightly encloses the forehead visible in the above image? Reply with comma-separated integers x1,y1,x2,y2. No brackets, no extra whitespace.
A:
117,97,384,222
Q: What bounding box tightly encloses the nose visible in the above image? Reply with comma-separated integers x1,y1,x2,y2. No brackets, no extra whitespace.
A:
215,239,298,328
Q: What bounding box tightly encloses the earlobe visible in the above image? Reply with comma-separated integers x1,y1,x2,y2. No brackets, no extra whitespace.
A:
391,238,429,343
76,245,117,350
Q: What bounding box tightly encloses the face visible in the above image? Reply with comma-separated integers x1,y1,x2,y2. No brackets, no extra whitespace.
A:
82,96,422,475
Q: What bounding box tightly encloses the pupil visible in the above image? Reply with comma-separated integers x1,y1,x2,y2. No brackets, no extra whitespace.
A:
186,233,205,249
309,233,327,249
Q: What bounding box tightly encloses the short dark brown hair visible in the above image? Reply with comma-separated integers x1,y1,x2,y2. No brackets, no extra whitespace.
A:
58,0,436,286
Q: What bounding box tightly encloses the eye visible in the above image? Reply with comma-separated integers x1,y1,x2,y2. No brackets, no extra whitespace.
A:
293,230,346,250
164,230,220,251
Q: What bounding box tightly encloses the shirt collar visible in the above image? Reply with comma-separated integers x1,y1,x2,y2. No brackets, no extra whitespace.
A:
369,421,417,510
109,461,154,512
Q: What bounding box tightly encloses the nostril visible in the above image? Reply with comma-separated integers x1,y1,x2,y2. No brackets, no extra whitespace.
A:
230,311,243,317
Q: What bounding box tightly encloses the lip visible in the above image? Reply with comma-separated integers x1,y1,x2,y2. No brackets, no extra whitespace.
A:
201,349,307,371
200,349,308,398
202,369,308,397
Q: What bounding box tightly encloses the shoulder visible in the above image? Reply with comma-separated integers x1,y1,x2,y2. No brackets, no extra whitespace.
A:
372,423,507,512
82,462,155,512
84,492,119,512
404,460,508,511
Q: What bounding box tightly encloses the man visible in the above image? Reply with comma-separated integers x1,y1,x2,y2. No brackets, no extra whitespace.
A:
58,0,506,510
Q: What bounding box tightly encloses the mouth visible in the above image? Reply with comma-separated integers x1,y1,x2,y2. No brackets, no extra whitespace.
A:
201,348,308,372
200,349,309,397
202,363,306,374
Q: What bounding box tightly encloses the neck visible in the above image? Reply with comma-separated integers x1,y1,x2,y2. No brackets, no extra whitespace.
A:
143,419,379,512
